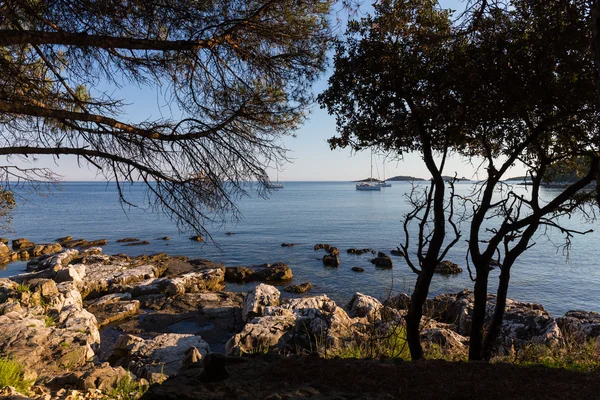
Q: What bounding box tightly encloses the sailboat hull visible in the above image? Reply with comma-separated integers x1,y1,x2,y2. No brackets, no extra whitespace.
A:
356,183,381,191
380,182,392,187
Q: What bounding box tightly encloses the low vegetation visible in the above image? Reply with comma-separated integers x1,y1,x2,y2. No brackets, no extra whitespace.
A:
108,374,149,400
495,338,600,373
0,357,32,393
320,324,410,360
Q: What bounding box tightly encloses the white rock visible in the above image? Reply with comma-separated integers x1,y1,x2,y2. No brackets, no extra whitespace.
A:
242,284,281,322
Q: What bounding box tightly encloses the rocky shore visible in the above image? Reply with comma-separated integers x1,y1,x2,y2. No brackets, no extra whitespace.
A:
0,240,599,399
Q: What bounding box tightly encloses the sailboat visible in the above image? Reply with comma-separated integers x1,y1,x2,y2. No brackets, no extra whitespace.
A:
356,150,381,191
266,169,284,189
380,161,392,187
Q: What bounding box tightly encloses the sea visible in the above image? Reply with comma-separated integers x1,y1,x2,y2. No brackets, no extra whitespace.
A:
1,181,599,317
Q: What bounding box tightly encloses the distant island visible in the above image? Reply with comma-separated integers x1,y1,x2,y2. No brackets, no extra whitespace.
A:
387,175,426,181
504,176,531,182
355,175,471,182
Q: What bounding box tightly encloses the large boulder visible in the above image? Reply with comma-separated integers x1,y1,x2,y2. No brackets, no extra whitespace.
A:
347,293,383,321
435,260,463,275
31,243,63,257
557,311,600,343
225,263,293,283
370,252,393,268
26,249,80,272
87,298,140,328
254,262,293,282
0,281,100,377
322,254,340,267
111,333,210,382
0,242,11,264
224,266,255,283
12,238,34,251
242,284,280,322
284,282,312,294
228,293,357,355
165,269,225,295
81,260,164,298
420,324,469,357
226,315,297,356
431,290,562,353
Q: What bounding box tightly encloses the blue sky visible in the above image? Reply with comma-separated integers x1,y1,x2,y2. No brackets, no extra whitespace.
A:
6,0,524,182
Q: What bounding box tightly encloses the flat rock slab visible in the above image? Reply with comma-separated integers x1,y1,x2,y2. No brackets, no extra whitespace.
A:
112,333,210,381
82,262,162,298
114,292,244,355
87,300,140,328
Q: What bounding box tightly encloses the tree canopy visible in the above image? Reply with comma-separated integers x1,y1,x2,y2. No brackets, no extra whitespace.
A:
0,0,331,234
320,0,600,360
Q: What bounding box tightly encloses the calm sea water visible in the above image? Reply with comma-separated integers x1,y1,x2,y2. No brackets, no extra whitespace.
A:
1,181,599,316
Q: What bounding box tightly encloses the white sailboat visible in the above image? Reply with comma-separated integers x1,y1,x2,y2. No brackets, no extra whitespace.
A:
266,169,284,189
380,161,392,187
356,150,381,191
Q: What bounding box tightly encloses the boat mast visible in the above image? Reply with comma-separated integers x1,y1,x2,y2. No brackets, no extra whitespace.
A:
370,150,373,182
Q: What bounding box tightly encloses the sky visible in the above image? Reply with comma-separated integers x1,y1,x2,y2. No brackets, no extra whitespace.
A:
5,0,525,182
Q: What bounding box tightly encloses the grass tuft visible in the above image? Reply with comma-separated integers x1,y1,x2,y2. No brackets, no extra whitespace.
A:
493,337,600,372
0,357,33,393
321,324,411,360
108,373,149,400
15,283,30,293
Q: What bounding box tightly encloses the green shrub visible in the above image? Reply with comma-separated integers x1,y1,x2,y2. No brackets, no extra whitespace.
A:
494,338,600,372
0,357,33,393
44,314,57,327
15,283,30,293
320,324,411,360
108,374,149,400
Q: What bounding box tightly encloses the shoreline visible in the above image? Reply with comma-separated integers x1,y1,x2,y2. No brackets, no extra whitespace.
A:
1,247,600,398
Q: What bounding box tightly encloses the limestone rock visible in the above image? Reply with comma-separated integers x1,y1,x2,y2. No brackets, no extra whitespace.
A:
116,238,141,243
165,269,225,296
224,266,255,283
557,310,600,343
226,315,297,356
322,253,340,267
242,284,281,322
390,248,404,256
88,299,140,328
284,282,312,294
0,242,10,264
112,333,210,380
31,243,63,257
0,281,100,377
26,249,80,272
370,252,393,268
385,293,411,310
432,290,562,353
347,248,374,255
12,238,34,251
420,326,469,356
55,264,86,285
347,292,383,320
435,260,463,275
81,261,163,298
254,262,293,282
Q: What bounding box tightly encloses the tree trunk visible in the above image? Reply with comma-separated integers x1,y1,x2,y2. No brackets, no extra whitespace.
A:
468,265,490,361
481,264,511,360
405,265,436,360
592,0,600,108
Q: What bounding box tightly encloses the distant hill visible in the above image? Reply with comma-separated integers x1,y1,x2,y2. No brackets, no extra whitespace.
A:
441,176,471,182
355,177,382,182
387,175,425,182
504,176,531,182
